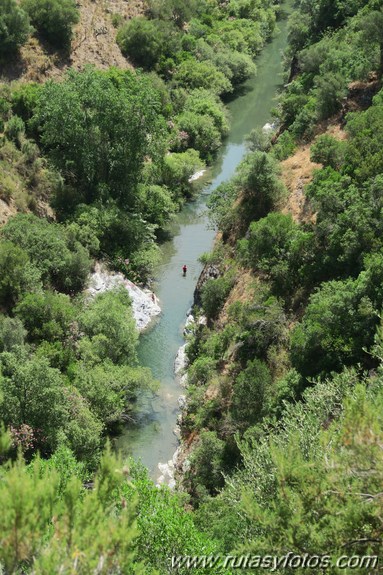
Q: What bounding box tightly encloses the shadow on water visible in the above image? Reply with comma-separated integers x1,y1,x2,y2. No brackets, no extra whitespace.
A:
114,2,294,479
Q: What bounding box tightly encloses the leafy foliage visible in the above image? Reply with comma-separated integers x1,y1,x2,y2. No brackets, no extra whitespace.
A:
21,0,79,49
0,0,30,57
34,68,165,207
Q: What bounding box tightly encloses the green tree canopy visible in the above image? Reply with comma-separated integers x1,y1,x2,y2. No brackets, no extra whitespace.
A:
33,68,166,207
21,0,79,49
0,0,30,57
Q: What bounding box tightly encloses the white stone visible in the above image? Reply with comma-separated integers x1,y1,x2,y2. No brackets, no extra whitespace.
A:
174,343,188,374
87,263,161,332
188,169,206,183
262,121,276,133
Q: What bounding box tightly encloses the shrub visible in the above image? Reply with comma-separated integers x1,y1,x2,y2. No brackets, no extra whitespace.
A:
176,111,221,160
1,214,91,294
310,134,346,169
174,59,232,96
230,359,272,429
117,17,180,70
201,274,235,321
15,291,75,344
4,115,25,148
272,131,296,160
0,0,30,57
21,0,79,49
0,241,42,306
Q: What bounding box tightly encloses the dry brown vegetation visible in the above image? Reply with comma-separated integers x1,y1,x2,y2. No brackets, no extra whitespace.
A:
280,121,348,224
1,0,145,83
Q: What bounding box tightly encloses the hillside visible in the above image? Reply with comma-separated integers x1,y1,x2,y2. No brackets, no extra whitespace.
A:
1,0,143,83
175,0,383,568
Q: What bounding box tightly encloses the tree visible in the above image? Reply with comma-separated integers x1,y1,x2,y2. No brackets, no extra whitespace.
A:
33,68,166,207
21,0,79,50
162,149,204,199
0,241,41,306
358,10,383,75
188,431,226,496
239,213,314,296
0,0,30,57
174,60,232,96
117,18,163,69
0,450,146,574
291,277,377,377
62,387,104,465
176,111,222,159
230,359,272,430
0,351,68,454
201,276,234,321
79,288,138,366
117,17,180,70
15,291,75,344
137,184,176,228
345,94,383,182
235,151,286,231
1,214,91,293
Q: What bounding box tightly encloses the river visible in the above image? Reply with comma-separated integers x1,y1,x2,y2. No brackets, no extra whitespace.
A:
115,5,292,480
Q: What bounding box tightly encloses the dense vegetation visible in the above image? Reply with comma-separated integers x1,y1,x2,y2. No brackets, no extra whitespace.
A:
0,0,284,571
1,0,383,572
174,0,383,569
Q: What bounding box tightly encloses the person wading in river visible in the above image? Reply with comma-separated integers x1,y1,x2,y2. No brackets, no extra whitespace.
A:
182,264,187,276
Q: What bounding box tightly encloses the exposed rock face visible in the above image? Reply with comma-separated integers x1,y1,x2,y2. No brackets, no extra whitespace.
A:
87,263,161,332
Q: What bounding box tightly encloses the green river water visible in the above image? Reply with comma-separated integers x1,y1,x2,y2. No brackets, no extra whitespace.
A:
115,6,292,479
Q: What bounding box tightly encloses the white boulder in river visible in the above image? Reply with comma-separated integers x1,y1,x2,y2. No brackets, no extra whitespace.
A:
87,263,161,332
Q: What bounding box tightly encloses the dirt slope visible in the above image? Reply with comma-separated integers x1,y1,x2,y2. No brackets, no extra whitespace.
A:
1,0,145,83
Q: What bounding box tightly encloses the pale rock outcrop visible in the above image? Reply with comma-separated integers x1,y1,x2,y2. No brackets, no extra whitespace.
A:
87,263,161,332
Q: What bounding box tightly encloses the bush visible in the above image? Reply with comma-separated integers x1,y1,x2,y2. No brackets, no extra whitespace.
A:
21,0,79,49
15,291,75,344
201,274,235,321
1,214,92,294
0,0,30,57
0,241,42,306
11,82,41,123
4,115,25,148
117,17,180,70
230,359,272,429
291,277,378,377
310,134,346,169
174,59,232,96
